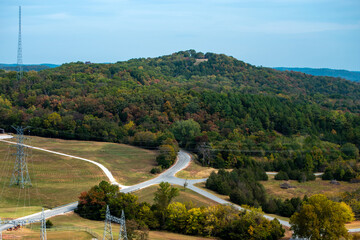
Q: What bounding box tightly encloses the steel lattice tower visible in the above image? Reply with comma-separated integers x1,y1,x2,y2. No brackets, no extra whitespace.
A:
17,6,23,81
41,208,47,240
118,210,128,240
103,205,113,240
10,126,31,188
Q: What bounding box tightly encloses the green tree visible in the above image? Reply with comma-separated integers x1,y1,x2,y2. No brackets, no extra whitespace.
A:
304,153,314,172
341,143,359,160
154,182,179,227
171,119,201,148
290,194,354,240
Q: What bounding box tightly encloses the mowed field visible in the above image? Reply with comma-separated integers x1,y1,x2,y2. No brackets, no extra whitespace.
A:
260,175,360,199
8,135,158,185
2,212,216,240
0,136,157,218
134,184,218,207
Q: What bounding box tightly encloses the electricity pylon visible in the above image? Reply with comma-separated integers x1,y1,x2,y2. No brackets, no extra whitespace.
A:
41,208,47,240
103,205,113,240
103,206,128,240
119,210,128,240
10,126,31,188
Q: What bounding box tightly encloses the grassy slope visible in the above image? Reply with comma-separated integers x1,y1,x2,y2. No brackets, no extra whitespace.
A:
13,135,158,185
134,184,218,207
2,212,215,240
0,141,106,218
0,136,157,218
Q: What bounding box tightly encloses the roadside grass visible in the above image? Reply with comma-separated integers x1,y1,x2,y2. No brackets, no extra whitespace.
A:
176,159,220,179
7,136,158,185
193,182,230,201
2,227,91,240
260,176,360,200
2,212,216,240
134,184,218,207
0,141,106,219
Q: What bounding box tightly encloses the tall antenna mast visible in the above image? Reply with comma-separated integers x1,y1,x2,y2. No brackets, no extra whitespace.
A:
17,6,23,81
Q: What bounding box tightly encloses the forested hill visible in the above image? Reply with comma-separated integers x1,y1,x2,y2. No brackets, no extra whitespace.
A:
0,50,359,156
275,67,360,82
0,64,59,72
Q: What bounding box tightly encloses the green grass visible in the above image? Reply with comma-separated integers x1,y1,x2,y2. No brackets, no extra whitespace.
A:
134,184,218,207
0,141,106,218
0,136,157,219
13,136,158,185
2,228,92,240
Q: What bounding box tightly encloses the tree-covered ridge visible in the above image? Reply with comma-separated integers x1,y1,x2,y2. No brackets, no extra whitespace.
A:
0,50,359,171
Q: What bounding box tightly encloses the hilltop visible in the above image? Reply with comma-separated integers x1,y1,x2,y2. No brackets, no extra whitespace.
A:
0,50,359,149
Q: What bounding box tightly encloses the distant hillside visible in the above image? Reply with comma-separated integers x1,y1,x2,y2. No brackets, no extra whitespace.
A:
0,63,59,72
0,50,359,151
275,67,360,82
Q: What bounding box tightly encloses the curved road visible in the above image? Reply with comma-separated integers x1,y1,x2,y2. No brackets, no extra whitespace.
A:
0,138,358,232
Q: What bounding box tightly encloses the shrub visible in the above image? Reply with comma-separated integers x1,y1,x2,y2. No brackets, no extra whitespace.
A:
150,167,162,174
275,171,289,180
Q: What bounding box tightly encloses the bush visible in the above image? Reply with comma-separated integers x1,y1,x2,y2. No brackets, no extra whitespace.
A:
150,167,162,174
46,220,53,228
275,171,289,180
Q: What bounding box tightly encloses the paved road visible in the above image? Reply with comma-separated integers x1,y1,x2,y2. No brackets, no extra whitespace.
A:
0,140,358,232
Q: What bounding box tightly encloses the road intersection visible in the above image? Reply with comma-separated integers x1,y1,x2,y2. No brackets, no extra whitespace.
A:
1,137,358,232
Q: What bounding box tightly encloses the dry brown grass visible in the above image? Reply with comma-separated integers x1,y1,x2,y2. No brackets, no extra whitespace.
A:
261,176,360,200
176,160,218,179
346,221,360,229
149,231,215,240
134,184,218,207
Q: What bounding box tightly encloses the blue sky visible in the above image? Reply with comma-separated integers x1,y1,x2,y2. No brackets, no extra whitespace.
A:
0,0,359,70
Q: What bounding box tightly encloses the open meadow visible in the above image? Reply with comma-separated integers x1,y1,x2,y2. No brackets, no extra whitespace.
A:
7,135,158,185
134,184,218,207
0,136,157,219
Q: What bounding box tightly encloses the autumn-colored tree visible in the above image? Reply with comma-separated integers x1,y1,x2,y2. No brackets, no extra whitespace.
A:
290,194,354,240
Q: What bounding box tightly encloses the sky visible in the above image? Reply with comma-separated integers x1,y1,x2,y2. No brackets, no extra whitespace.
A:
0,0,359,70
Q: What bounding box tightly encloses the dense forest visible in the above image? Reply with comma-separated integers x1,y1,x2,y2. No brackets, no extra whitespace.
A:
0,50,359,174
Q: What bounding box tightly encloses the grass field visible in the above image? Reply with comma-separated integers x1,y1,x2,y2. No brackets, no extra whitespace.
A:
0,136,157,219
0,140,106,219
9,135,158,185
260,175,360,199
1,212,216,240
176,160,218,179
134,184,218,207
